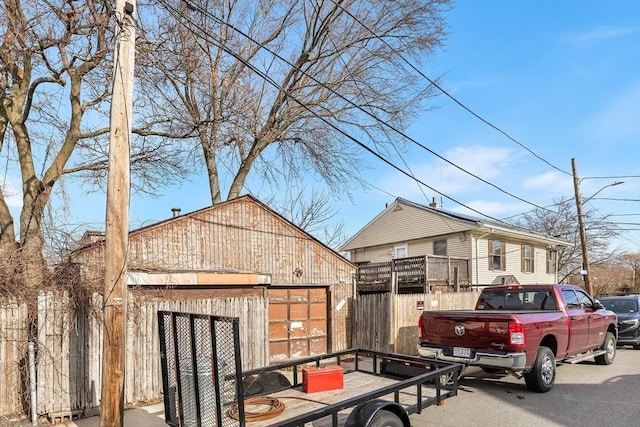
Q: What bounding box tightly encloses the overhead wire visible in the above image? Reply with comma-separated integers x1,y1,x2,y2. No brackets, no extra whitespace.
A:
157,0,524,225
174,0,556,213
325,0,572,177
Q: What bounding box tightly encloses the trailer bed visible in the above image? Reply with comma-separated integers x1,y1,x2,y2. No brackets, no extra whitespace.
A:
245,370,440,427
158,310,462,427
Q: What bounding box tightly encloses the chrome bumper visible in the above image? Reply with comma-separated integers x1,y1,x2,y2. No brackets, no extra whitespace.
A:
417,345,527,371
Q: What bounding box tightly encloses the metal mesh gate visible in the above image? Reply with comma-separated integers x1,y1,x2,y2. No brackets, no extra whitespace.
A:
158,311,245,427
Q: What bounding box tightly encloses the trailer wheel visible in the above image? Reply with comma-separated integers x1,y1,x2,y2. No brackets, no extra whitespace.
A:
523,346,555,393
367,410,404,427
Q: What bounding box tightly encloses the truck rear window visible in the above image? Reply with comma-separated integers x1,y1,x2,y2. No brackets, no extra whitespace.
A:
477,290,556,310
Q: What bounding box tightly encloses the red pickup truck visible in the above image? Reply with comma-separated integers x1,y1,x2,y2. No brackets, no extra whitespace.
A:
417,284,618,392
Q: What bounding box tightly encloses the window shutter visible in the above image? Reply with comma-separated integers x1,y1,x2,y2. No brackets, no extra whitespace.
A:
501,241,506,271
488,240,493,270
531,250,535,272
521,244,525,273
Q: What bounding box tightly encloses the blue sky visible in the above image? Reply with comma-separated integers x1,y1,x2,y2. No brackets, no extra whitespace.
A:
5,0,639,252
334,0,640,252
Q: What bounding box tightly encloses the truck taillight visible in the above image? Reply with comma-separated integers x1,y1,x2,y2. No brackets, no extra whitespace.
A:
509,322,525,346
418,317,424,340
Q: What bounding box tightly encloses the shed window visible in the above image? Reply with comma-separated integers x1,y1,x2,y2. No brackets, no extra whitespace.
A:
433,239,447,256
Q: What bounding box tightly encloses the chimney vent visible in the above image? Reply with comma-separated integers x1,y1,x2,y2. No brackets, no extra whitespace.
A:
171,207,181,217
429,197,439,209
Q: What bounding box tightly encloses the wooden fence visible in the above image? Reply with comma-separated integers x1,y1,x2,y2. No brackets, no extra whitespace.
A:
0,300,28,418
26,292,267,420
0,289,478,420
352,291,482,355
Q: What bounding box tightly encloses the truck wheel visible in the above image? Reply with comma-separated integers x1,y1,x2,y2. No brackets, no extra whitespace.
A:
594,331,616,365
367,410,404,427
523,346,555,393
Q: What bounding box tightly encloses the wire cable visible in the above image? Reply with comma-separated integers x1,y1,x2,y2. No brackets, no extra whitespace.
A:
172,0,555,213
326,0,571,176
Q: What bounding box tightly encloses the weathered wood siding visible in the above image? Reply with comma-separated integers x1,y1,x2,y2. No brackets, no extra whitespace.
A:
330,282,354,351
72,196,354,287
34,292,267,417
0,300,28,417
352,291,482,355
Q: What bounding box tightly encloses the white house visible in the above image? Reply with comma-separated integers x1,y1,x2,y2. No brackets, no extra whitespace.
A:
341,198,571,292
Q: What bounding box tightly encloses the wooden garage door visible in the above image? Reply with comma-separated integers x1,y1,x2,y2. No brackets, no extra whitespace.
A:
268,288,328,361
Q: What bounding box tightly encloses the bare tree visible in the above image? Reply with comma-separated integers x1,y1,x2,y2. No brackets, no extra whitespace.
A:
511,197,619,285
0,1,191,295
266,186,347,248
136,0,450,205
621,253,640,293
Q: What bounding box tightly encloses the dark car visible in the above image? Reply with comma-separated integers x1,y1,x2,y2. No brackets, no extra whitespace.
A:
598,294,640,349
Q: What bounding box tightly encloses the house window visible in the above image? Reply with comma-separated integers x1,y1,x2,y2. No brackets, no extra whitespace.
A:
488,239,506,271
433,239,447,256
394,244,408,259
546,248,557,274
521,244,534,273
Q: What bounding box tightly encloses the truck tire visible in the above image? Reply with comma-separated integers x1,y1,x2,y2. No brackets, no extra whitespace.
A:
367,410,404,427
523,346,555,393
594,331,616,365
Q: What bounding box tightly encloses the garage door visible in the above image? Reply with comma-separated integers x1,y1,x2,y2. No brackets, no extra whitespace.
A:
268,287,328,361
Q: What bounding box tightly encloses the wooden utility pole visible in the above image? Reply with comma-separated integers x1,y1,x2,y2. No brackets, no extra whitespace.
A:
572,158,592,296
102,1,135,426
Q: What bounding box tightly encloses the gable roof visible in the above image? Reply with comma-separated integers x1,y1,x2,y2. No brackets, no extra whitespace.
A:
341,197,571,251
73,194,354,268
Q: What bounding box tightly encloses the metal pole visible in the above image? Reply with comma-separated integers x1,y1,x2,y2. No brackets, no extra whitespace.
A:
572,158,592,295
29,342,37,426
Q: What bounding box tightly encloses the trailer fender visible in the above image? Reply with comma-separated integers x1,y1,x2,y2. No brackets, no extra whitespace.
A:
344,399,410,427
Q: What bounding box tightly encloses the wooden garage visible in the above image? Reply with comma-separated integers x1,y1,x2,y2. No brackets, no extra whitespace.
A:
70,195,356,363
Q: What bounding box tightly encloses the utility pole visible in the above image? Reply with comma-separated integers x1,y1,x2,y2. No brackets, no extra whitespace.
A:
102,1,135,426
572,158,592,296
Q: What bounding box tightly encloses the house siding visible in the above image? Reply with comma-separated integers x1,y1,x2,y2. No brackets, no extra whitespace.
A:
472,236,557,285
343,202,471,250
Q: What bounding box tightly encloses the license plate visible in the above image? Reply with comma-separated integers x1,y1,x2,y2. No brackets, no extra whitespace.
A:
453,347,471,358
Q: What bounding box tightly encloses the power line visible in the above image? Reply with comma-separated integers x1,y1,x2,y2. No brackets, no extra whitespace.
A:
157,0,522,226
326,0,572,177
173,0,555,213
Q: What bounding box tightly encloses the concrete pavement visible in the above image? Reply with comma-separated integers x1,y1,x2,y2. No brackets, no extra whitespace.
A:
65,403,166,427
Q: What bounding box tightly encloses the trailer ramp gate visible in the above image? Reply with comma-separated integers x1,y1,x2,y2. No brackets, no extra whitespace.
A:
158,311,245,427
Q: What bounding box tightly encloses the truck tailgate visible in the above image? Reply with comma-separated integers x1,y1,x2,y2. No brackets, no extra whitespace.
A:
420,310,519,349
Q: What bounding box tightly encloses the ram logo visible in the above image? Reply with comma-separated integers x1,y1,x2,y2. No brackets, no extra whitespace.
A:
454,325,465,336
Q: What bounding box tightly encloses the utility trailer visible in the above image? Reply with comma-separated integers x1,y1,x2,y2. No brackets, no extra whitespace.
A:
158,311,462,427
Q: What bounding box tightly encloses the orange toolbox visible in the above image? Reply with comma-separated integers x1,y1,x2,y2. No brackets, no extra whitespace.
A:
302,365,344,393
